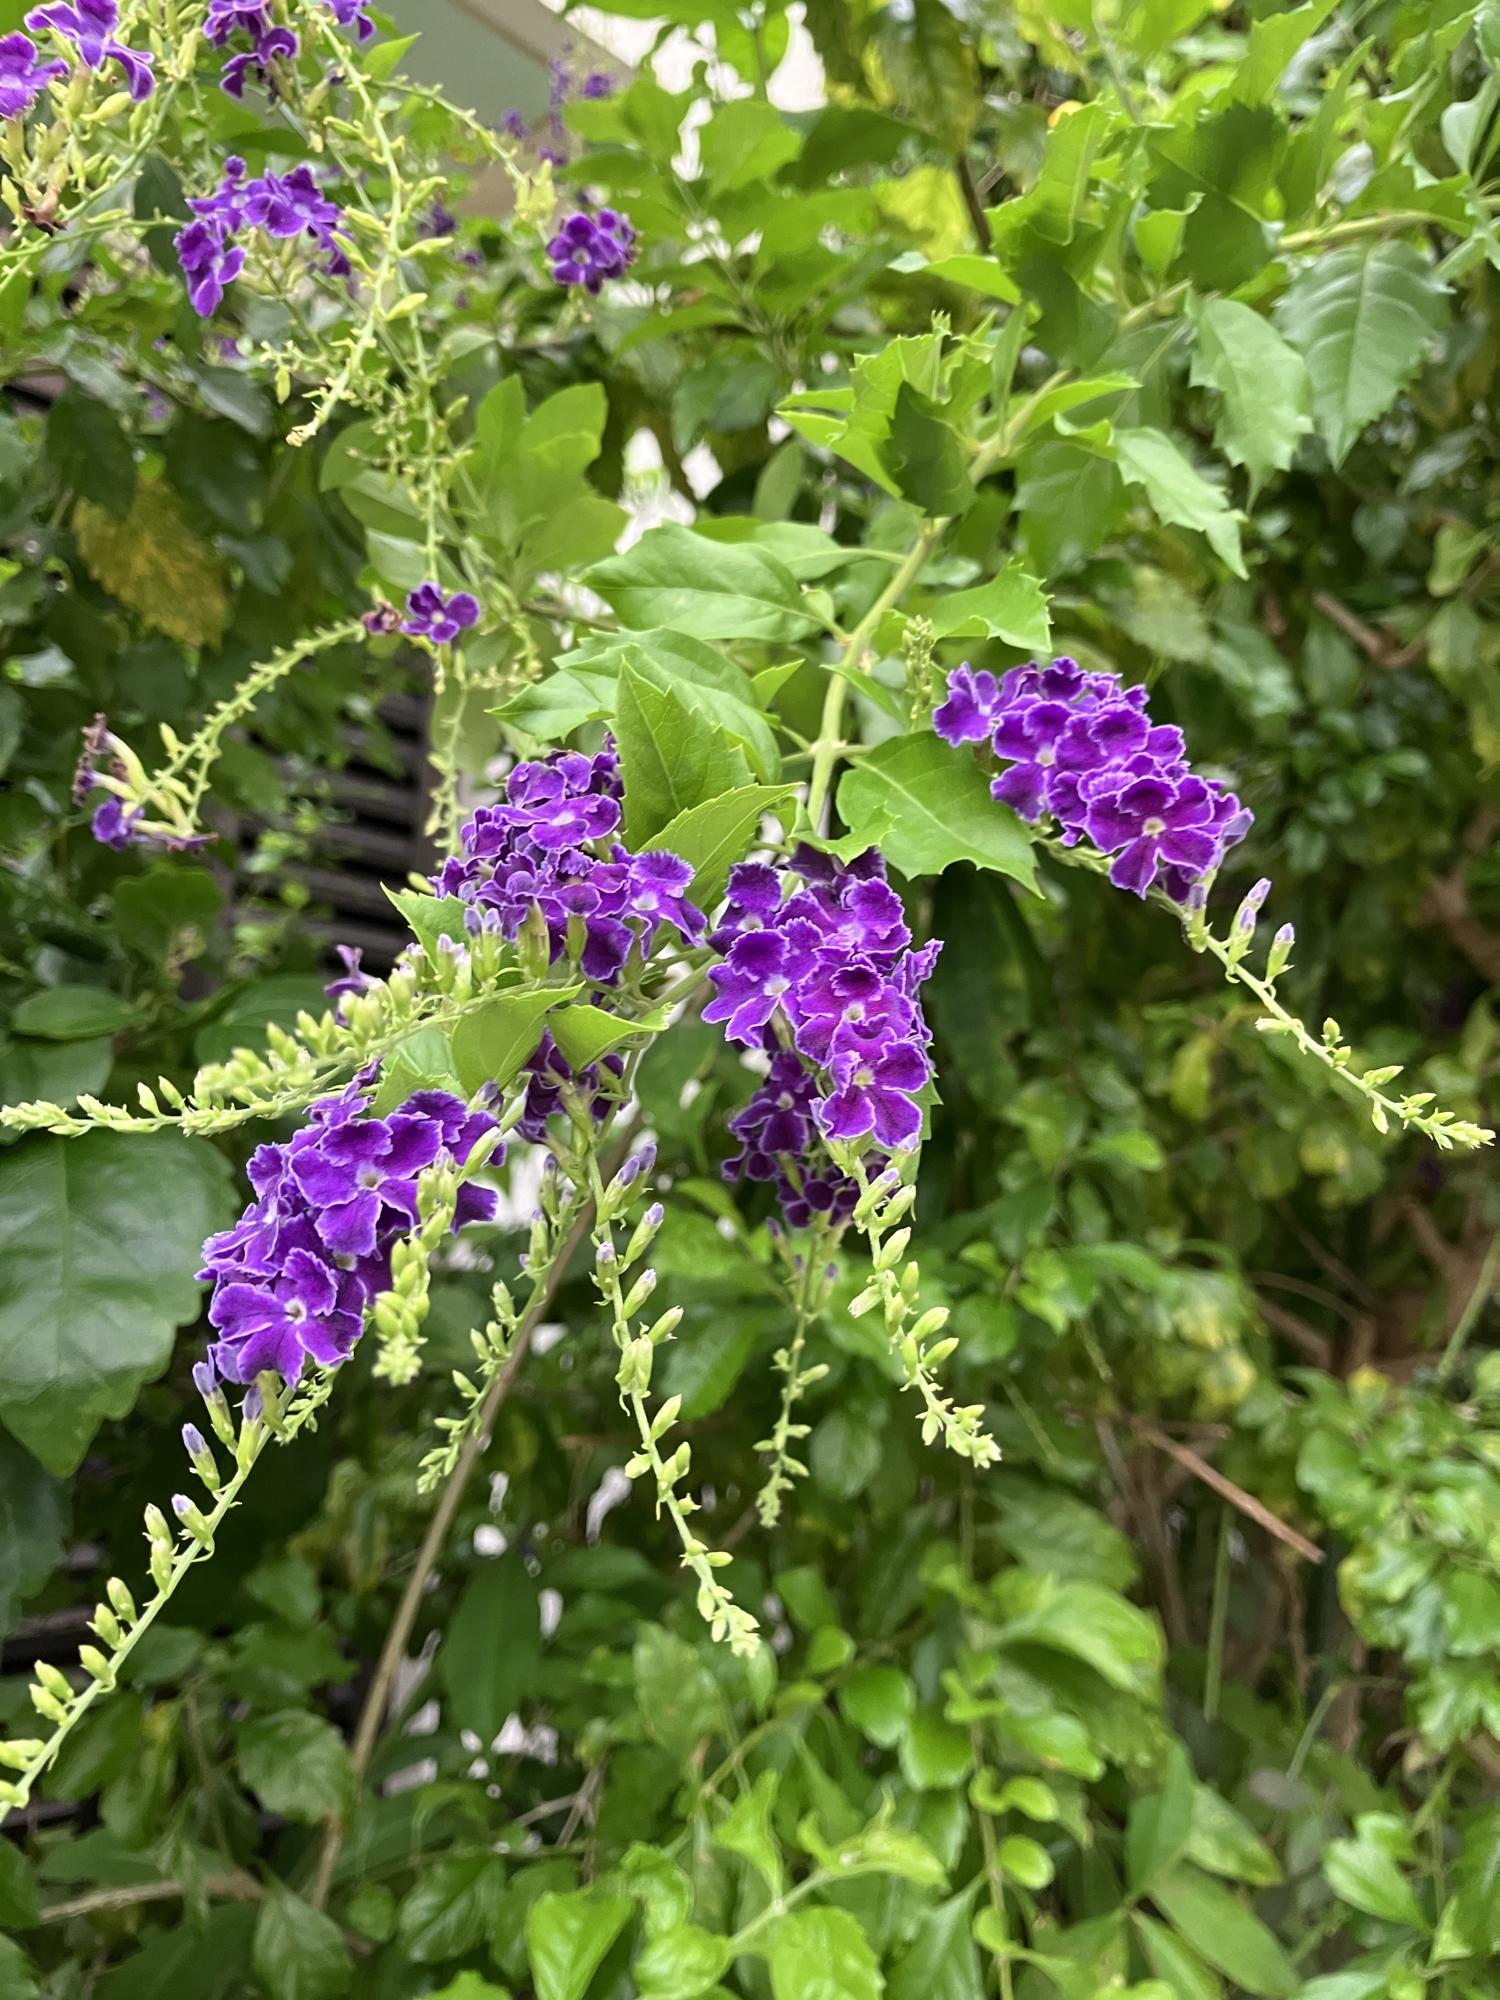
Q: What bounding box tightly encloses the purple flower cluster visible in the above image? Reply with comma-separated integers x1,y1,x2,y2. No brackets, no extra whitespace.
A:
934,656,1251,900
432,742,704,985
199,1083,499,1385
708,848,940,1226
515,1028,623,1143
403,582,480,645
547,209,635,294
175,156,348,318
204,0,296,98
503,53,614,166
0,30,66,116
23,0,152,100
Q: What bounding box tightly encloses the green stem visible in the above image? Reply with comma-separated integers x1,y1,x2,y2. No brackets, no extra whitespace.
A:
1435,1233,1500,1384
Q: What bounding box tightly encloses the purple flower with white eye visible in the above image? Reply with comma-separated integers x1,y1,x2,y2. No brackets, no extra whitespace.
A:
526,787,622,851
402,582,480,644
0,31,66,115
204,0,271,43
628,851,705,947
817,1040,929,1150
201,1084,500,1385
793,960,920,1066
25,0,153,96
174,218,245,316
704,922,821,1045
90,795,142,850
934,653,1253,904
546,208,636,293
323,0,374,39
1083,773,1220,897
244,163,341,240
933,663,1002,744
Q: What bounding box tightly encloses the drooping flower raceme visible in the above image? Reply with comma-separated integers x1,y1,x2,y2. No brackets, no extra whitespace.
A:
24,0,153,98
199,1084,499,1386
0,30,66,115
73,713,214,853
547,209,636,293
934,656,1251,900
707,847,940,1228
175,156,349,317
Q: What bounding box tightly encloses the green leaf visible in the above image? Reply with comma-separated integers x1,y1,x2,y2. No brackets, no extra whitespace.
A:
1231,0,1338,104
0,1430,66,1639
633,1625,720,1762
587,524,818,643
714,1771,784,1896
616,666,752,848
48,391,135,516
1148,1867,1298,1997
398,1854,507,1964
1275,242,1449,469
765,1907,883,2000
888,1886,982,2000
892,251,1020,303
837,734,1038,889
1114,428,1247,577
924,561,1052,648
10,986,135,1040
0,1939,37,2000
699,97,800,192
869,0,976,149
236,1712,353,1825
1131,1913,1222,2000
0,1832,38,1931
839,1665,915,1748
0,1133,232,1473
1323,1837,1427,1929
251,1886,352,2000
646,784,796,911
549,1002,665,1074
1185,1786,1282,1886
1444,1806,1500,1955
899,1709,972,1790
386,889,471,961
1126,1744,1195,1891
635,1924,731,2000
449,987,578,1098
1189,300,1312,495
885,383,977,515
998,1835,1055,1889
440,1554,541,1746
525,1890,634,2000
992,1572,1163,1694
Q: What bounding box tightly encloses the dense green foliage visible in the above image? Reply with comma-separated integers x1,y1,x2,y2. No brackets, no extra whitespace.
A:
0,2,1497,1998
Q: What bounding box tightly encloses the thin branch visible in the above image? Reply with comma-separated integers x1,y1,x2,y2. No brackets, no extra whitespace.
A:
38,1874,262,1925
308,1119,639,1910
956,153,992,251
1134,1422,1324,1564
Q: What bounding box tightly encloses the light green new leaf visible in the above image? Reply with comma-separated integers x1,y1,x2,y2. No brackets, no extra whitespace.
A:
1148,1867,1298,1997
526,1890,634,2000
450,986,579,1098
1323,1837,1427,1929
924,561,1052,648
700,97,800,192
550,1002,670,1073
1132,1912,1222,2000
1276,242,1449,469
1185,1784,1282,1886
1114,428,1247,576
890,251,1020,302
386,889,471,961
251,1886,352,2000
764,1907,883,2000
992,1571,1163,1694
713,1771,784,1896
616,667,754,847
837,735,1038,889
0,1133,233,1474
1232,0,1338,104
634,1923,730,1999
587,524,818,643
839,1665,915,1748
648,783,797,910
1190,299,1311,494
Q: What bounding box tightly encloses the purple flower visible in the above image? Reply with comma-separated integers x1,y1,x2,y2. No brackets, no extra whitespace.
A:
402,582,480,645
704,922,821,1045
174,217,245,315
201,1085,500,1385
219,26,296,96
546,208,636,293
933,654,1253,905
323,0,374,39
933,663,1001,744
0,30,66,116
25,0,153,97
580,69,614,98
502,108,527,140
204,0,272,43
90,795,142,849
1083,773,1220,897
325,944,374,1013
817,1040,928,1150
627,851,705,949
244,163,342,240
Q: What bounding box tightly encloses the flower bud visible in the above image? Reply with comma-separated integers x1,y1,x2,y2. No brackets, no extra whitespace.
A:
1266,922,1295,981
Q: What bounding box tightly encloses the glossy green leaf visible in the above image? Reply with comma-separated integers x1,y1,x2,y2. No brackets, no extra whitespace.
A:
1132,1913,1222,2000
1148,1867,1298,1997
1114,428,1247,577
397,1855,506,1964
250,1886,352,2000
616,666,754,848
440,1554,541,1746
837,734,1038,888
924,561,1051,648
1323,1837,1427,1928
839,1665,915,1748
646,783,797,910
713,1771,783,1895
1276,242,1449,469
0,1133,232,1473
236,1712,353,1825
525,1890,634,2000
765,1907,882,2000
449,986,578,1098
10,986,135,1040
1126,1743,1195,1891
634,1923,730,1999
1189,300,1312,495
0,1430,66,1639
587,524,818,643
